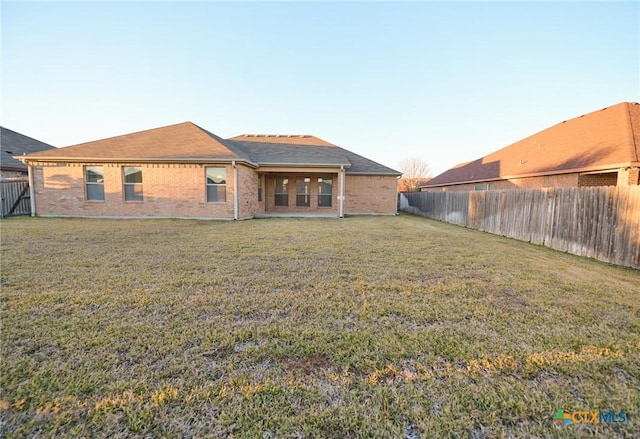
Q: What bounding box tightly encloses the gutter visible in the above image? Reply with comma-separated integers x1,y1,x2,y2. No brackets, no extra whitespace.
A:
28,164,35,217
256,162,351,168
339,165,345,218
16,156,259,168
345,171,402,176
232,160,238,221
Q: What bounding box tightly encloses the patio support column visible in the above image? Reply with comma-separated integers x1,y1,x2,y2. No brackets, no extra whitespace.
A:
339,165,345,218
232,160,238,220
27,162,36,217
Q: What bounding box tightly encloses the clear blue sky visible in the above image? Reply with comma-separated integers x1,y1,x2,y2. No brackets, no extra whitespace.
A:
2,1,639,175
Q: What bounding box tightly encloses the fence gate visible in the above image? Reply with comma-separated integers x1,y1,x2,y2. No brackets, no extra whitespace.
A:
1,179,31,218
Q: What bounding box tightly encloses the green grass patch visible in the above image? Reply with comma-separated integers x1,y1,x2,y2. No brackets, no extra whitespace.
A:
1,215,638,437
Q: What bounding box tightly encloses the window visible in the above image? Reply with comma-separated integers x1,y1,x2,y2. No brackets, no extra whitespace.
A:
275,177,288,206
296,177,311,207
123,167,143,201
318,177,332,207
258,175,263,202
85,166,105,201
474,183,493,191
206,167,227,202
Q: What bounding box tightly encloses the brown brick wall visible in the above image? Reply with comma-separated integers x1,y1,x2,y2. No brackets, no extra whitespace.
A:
33,162,237,219
237,165,263,219
31,162,400,218
579,172,618,187
344,175,397,214
617,167,640,186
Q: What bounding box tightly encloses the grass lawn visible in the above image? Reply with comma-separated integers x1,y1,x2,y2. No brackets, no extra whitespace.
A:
1,214,638,438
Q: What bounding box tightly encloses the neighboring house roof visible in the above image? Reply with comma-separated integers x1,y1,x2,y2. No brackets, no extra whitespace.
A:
422,102,640,188
1,127,56,172
20,122,401,175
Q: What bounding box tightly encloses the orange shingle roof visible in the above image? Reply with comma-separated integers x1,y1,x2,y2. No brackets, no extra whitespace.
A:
23,122,240,162
423,102,640,187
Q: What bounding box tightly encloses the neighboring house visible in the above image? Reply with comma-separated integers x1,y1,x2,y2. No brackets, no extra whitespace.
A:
1,127,56,217
1,127,56,179
421,102,640,192
17,122,400,219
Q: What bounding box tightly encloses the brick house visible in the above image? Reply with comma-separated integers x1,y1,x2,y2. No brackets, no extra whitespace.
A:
17,122,400,219
421,102,640,192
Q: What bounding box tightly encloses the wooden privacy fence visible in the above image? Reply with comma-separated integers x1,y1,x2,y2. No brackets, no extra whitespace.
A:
399,186,640,269
1,179,30,218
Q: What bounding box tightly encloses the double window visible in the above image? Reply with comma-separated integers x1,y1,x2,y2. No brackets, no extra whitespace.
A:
85,166,105,201
123,167,143,201
206,167,227,202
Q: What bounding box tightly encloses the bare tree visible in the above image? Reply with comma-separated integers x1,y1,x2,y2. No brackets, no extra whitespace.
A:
397,158,432,192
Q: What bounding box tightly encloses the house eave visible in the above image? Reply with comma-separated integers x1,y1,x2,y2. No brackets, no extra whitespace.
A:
257,162,351,168
16,156,258,168
420,163,639,188
345,171,402,176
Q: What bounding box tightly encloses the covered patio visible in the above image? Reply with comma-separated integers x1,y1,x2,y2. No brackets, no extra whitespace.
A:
257,167,345,218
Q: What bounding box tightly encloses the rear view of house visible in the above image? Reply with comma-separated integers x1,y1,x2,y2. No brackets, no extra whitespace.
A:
18,123,400,219
421,102,640,192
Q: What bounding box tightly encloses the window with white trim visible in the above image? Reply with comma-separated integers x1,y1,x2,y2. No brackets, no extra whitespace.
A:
123,167,143,201
206,167,227,202
85,166,105,201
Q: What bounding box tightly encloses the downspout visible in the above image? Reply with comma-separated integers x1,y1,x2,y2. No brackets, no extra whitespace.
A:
396,175,401,215
232,161,239,220
339,165,345,218
27,162,36,217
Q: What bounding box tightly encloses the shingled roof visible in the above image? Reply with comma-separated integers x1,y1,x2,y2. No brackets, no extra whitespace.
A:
20,122,240,163
1,127,56,172
228,135,399,175
20,123,400,175
423,102,640,188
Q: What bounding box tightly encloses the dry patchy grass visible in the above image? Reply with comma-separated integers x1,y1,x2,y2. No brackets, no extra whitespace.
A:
1,215,638,438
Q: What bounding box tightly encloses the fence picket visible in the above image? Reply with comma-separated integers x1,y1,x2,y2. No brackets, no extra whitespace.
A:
400,186,640,269
1,180,30,218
